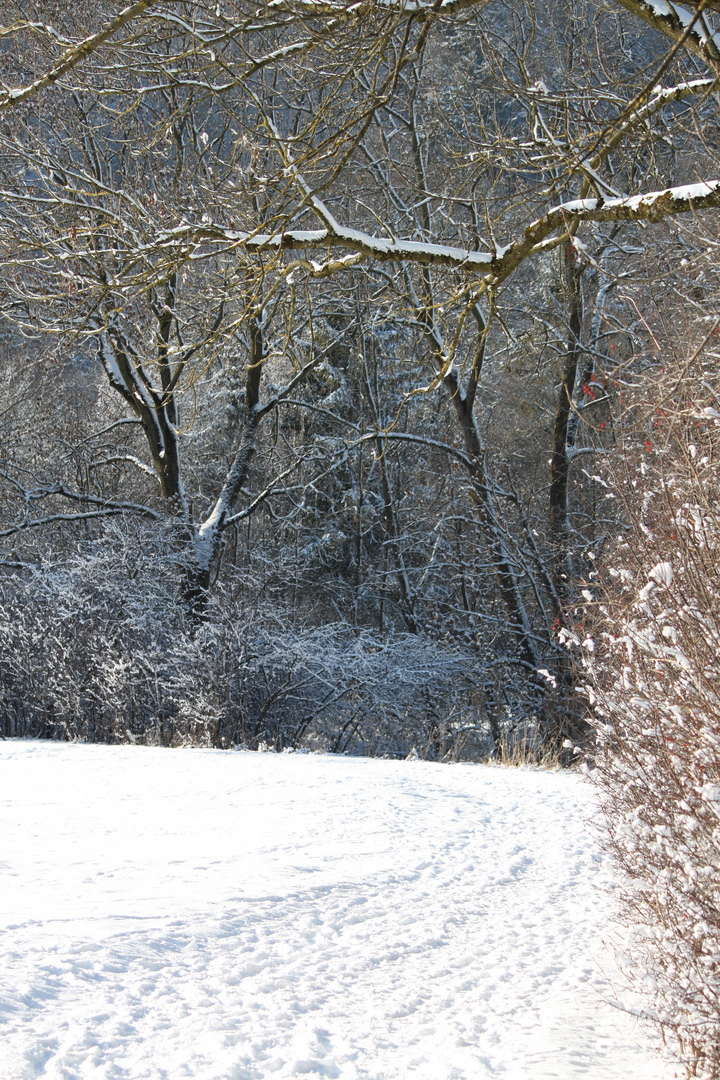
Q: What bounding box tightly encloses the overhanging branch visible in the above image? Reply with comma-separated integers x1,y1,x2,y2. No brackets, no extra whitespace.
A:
151,179,720,282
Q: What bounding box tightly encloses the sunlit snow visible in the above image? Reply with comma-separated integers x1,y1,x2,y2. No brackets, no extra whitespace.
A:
0,743,671,1079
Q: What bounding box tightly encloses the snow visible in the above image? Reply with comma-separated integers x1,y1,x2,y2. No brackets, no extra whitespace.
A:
0,743,672,1080
246,228,494,269
648,562,674,587
556,180,720,220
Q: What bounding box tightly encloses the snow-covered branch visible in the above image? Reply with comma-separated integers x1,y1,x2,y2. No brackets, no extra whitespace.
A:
0,0,159,111
150,180,720,284
0,504,159,538
613,0,720,73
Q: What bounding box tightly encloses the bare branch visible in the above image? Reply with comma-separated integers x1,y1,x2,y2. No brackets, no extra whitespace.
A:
0,0,159,111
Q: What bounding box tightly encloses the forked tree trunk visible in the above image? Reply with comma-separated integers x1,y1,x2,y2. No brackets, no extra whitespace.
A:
99,309,267,621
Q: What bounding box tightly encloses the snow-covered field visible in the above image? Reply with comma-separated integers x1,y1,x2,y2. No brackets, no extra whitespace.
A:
0,742,670,1080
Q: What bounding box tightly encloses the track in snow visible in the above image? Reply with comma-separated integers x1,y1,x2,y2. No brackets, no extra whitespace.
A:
0,742,668,1079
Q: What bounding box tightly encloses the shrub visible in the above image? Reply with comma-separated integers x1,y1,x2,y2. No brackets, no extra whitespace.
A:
0,521,487,759
579,350,720,1076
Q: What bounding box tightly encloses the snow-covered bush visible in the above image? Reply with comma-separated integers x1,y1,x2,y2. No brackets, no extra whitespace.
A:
580,354,720,1076
0,522,487,759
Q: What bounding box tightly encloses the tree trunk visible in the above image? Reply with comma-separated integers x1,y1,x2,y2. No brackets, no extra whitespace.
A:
549,242,585,599
545,242,589,751
445,369,539,671
189,313,266,613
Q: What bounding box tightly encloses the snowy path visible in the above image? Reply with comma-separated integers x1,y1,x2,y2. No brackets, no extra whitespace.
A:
0,743,668,1080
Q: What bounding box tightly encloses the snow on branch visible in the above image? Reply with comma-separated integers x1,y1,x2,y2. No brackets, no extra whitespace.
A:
266,0,492,16
0,505,159,538
496,180,720,280
0,0,159,111
157,179,720,282
612,0,720,72
152,221,495,270
262,0,720,75
356,430,474,470
584,77,720,175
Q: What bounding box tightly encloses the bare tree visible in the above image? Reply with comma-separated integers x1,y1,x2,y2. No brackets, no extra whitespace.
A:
3,0,720,752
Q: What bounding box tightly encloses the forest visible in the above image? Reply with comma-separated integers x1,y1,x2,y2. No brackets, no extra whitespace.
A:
2,0,720,1073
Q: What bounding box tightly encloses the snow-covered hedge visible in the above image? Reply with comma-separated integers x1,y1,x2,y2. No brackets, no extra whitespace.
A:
579,357,720,1077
